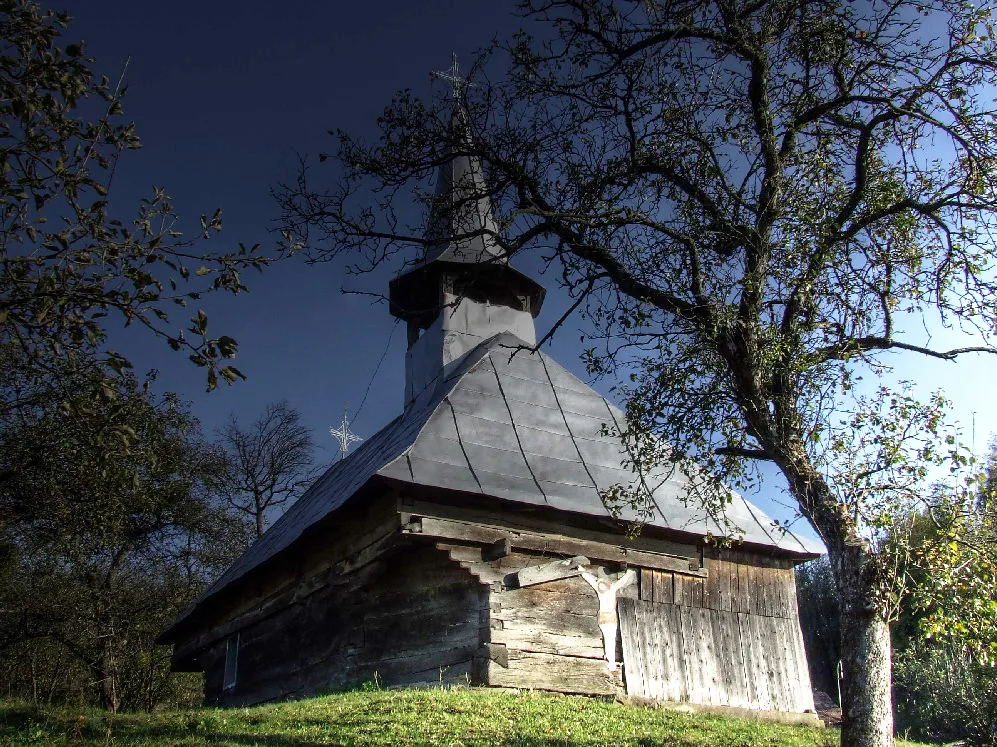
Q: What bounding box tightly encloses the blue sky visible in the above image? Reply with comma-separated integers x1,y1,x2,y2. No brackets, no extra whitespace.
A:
59,0,997,547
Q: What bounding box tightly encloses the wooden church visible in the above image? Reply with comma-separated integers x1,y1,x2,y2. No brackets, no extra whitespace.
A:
159,95,823,720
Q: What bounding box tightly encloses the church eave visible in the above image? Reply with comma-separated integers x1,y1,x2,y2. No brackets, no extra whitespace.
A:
388,261,546,324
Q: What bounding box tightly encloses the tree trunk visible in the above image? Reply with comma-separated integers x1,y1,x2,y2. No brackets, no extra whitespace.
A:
98,637,119,713
768,441,895,747
836,548,894,747
255,492,265,538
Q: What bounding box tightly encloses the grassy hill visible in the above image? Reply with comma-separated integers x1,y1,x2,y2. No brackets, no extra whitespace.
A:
0,688,930,746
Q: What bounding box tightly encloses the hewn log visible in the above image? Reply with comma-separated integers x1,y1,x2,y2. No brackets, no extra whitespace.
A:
491,627,604,659
487,651,619,695
406,516,706,576
482,537,513,561
402,496,701,562
513,556,588,587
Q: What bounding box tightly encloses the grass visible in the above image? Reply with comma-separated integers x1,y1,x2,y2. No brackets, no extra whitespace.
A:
0,688,935,746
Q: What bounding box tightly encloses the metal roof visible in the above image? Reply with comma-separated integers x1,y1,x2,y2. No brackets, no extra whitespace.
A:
169,332,822,634
377,333,821,556
420,146,504,267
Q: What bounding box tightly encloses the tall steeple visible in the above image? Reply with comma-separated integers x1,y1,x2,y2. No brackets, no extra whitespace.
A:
389,57,545,406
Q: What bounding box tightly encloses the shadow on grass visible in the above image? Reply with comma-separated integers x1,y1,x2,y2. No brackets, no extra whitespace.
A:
117,724,347,746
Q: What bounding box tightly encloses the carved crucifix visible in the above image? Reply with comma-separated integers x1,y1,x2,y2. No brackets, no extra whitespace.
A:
581,568,636,671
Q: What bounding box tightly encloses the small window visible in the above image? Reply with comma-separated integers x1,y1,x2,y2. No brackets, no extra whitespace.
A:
223,635,239,690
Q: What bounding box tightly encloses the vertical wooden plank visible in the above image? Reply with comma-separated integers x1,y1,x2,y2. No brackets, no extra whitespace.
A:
761,615,785,712
703,557,717,610
728,610,751,709
738,611,771,710
770,565,783,617
678,607,701,703
787,564,802,619
662,601,679,702
789,617,816,712
640,569,654,602
696,608,713,703
779,615,799,711
717,558,731,612
710,607,739,707
754,565,768,617
776,614,804,712
664,570,676,605
728,555,742,614
706,608,724,705
761,564,774,617
782,566,796,619
780,615,804,711
662,603,686,702
643,600,661,701
633,601,649,700
760,615,785,712
654,570,673,606
619,598,648,698
674,574,703,609
671,573,685,605
739,559,755,616
684,607,703,704
647,600,672,700
685,607,702,704
724,608,750,709
699,607,722,705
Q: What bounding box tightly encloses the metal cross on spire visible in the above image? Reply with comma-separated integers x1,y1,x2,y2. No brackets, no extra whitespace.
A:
329,411,362,461
432,52,471,101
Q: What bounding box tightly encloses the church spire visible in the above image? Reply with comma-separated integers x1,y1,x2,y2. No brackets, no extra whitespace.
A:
389,57,546,406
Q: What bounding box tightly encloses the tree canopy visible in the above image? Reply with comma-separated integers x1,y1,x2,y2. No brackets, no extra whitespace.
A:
0,365,247,711
276,1,997,743
213,400,318,538
0,0,266,407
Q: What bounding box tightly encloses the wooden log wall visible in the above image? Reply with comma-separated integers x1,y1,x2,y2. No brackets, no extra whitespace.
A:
179,491,814,714
619,548,815,714
199,542,487,706
437,543,625,697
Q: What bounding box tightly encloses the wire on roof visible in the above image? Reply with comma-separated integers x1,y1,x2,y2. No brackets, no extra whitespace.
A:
352,318,401,424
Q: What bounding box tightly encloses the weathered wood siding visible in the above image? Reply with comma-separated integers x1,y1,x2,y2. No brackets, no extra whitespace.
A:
175,492,813,715
195,537,487,706
201,543,487,705
436,543,623,696
619,548,815,713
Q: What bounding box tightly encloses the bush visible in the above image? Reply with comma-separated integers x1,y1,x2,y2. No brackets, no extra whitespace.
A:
893,640,997,746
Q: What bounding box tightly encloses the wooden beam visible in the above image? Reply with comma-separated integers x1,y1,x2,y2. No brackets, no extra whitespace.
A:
514,556,589,588
403,496,701,563
482,537,512,561
483,642,509,668
404,516,707,577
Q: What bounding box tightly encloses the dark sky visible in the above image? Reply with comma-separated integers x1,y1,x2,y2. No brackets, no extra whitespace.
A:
59,0,555,452
55,0,997,546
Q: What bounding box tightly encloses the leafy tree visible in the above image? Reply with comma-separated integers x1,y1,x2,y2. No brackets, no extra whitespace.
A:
889,445,997,745
798,442,997,744
0,0,266,408
276,0,997,743
0,365,248,711
213,400,318,538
